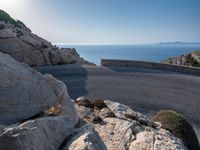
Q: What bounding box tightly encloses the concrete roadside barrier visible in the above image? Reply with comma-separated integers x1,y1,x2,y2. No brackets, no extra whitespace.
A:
101,59,200,76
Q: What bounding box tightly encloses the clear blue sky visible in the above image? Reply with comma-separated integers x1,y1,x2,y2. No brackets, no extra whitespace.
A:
1,0,200,44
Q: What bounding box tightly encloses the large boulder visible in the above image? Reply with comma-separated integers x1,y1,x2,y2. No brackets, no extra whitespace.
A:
0,51,79,149
62,124,106,150
0,10,94,66
0,52,78,125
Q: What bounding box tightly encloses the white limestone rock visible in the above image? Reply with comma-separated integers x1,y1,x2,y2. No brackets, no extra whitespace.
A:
0,28,17,38
0,52,78,125
62,124,106,150
129,129,188,150
74,97,188,150
0,116,76,150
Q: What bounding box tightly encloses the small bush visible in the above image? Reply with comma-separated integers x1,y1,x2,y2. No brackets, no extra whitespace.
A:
0,9,27,29
153,110,200,150
0,9,16,25
186,54,200,67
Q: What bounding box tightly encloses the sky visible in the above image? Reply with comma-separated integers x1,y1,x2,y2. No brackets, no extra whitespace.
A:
1,0,200,44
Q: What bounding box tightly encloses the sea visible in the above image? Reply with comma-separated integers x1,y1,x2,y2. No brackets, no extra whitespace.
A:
57,44,200,65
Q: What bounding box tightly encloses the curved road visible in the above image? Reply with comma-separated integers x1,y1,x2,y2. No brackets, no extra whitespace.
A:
35,64,200,140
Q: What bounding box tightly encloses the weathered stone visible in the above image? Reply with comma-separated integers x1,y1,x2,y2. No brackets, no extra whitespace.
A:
0,116,76,150
0,22,6,29
98,108,116,119
62,124,106,150
94,117,137,149
0,52,78,125
104,100,154,127
76,96,94,108
75,97,188,150
23,50,46,66
0,28,17,38
59,48,77,64
75,104,93,118
85,114,103,124
129,129,188,150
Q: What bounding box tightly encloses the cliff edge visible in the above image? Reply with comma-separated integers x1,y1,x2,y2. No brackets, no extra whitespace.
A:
0,10,94,66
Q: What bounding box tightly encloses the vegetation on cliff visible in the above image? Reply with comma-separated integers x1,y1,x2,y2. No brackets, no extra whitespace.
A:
186,53,200,67
0,9,27,29
162,50,200,68
153,110,200,150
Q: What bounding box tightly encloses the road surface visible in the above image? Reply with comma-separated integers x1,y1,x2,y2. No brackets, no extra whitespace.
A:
35,64,200,140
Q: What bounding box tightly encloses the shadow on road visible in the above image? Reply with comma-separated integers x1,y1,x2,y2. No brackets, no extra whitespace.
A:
35,64,88,99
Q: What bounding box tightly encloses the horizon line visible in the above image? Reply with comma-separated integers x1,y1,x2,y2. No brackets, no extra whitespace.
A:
53,43,154,45
53,42,200,46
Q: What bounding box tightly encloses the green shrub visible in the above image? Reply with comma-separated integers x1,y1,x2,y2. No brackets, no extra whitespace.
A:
0,9,16,25
0,9,27,29
186,54,200,67
153,110,200,150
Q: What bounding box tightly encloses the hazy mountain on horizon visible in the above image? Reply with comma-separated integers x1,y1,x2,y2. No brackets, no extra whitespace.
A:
158,41,200,45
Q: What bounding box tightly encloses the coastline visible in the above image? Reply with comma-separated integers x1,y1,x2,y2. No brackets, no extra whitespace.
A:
58,44,200,65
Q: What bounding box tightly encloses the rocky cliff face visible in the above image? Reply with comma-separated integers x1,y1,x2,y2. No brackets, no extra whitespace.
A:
0,10,94,66
0,52,189,149
162,51,200,67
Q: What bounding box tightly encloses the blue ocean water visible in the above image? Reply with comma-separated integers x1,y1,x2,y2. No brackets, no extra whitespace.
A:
57,44,200,65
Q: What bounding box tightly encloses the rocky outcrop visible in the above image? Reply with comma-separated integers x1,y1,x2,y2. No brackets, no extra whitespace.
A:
71,97,188,150
0,52,78,149
162,51,200,67
0,10,94,66
62,124,106,150
0,52,78,125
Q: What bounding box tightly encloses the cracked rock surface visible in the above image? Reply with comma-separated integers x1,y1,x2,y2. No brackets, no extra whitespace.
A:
73,97,188,150
0,52,78,150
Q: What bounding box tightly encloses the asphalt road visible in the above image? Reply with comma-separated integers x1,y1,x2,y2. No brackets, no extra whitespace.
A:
35,64,200,141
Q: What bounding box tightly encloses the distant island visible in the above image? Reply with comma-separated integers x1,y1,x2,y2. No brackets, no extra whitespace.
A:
158,41,200,45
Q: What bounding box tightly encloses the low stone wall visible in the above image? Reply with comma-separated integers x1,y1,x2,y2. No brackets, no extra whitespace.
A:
101,59,200,76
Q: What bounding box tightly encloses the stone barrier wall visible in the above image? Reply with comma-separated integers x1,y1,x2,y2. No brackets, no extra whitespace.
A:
101,59,200,76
